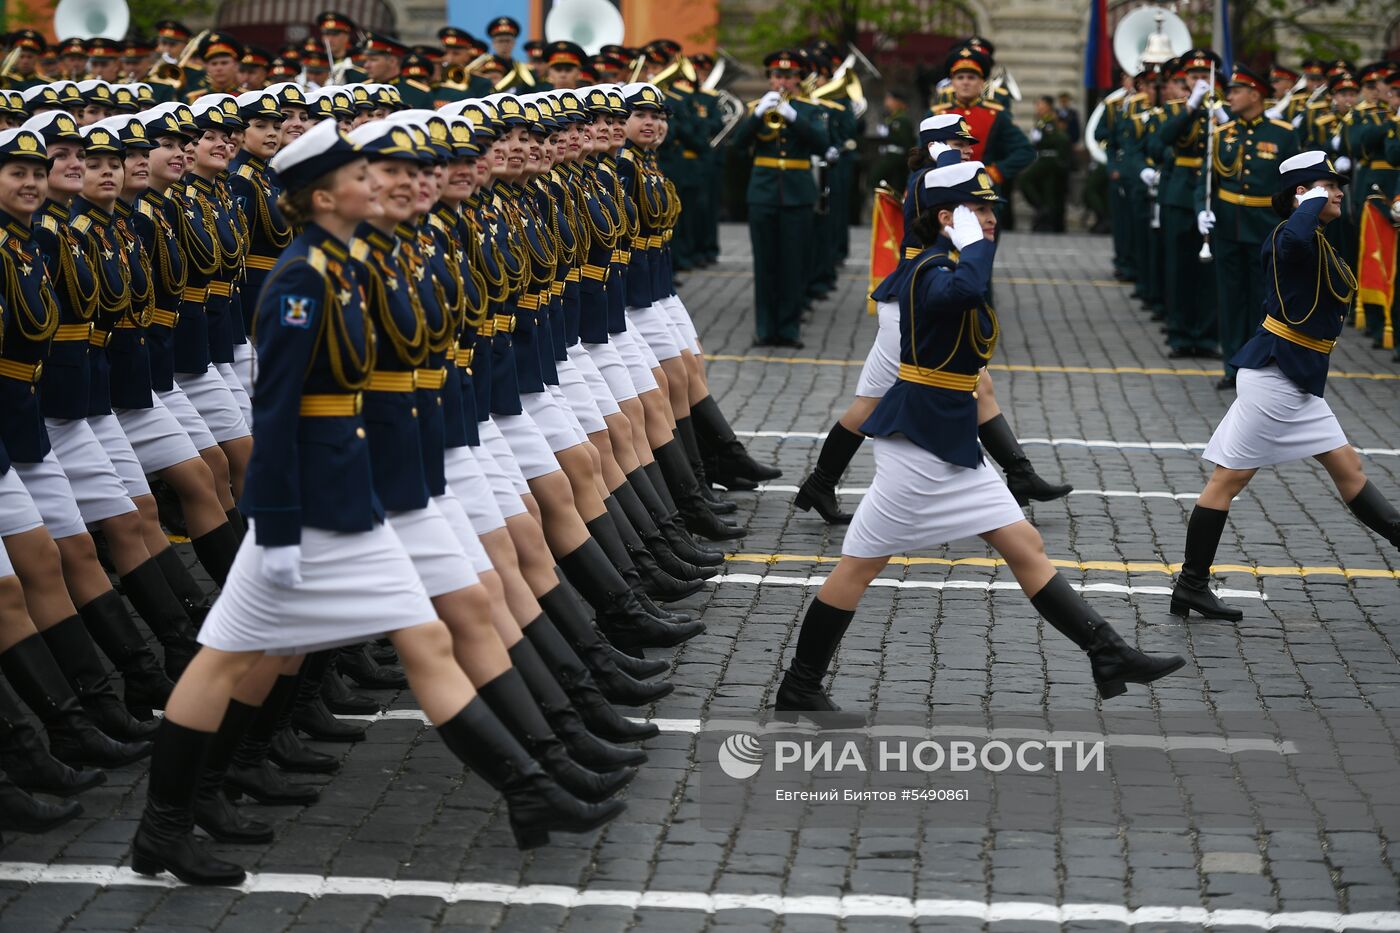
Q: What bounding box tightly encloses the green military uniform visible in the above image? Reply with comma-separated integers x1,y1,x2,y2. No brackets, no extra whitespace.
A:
733,69,827,346
872,108,914,192
1019,113,1071,231
1095,87,1135,278
393,76,435,109
689,84,726,265
1155,92,1218,355
1341,98,1394,345
1115,91,1155,304
1383,107,1400,360
806,96,846,301
819,92,859,267
1196,97,1300,380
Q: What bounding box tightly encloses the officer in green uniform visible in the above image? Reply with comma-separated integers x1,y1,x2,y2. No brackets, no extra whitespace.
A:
1342,62,1397,347
1019,94,1071,231
1095,73,1135,279
435,28,493,104
810,41,860,268
733,50,828,348
644,40,704,273
2,30,47,91
396,52,437,109
802,48,844,302
1196,63,1300,388
873,90,914,191
486,17,533,92
1155,49,1222,357
315,11,368,84
1383,70,1400,361
688,53,726,267
184,33,244,103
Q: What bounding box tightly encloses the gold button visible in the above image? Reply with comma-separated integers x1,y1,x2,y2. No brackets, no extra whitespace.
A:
465,368,473,375
971,391,979,399
437,397,443,406
355,427,366,438
411,407,418,417
139,338,145,345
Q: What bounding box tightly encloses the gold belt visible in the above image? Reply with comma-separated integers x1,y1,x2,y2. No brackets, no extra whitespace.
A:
1174,156,1203,168
476,320,494,337
611,249,630,264
649,235,665,248
582,264,607,281
207,281,233,297
365,370,416,392
415,367,447,389
245,255,278,270
1218,189,1272,208
0,358,42,383
517,293,539,311
753,156,811,171
182,286,207,302
88,328,110,348
1367,160,1396,171
53,323,94,341
300,393,362,416
550,281,565,297
897,364,980,393
150,309,178,328
455,347,474,368
564,268,581,283
682,150,699,159
495,314,516,334
1262,316,1336,354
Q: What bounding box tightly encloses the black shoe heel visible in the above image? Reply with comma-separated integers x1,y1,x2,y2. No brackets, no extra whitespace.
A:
1096,679,1127,700
1168,597,1190,618
512,824,550,850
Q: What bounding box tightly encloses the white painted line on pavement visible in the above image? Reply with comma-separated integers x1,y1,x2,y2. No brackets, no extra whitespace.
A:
712,573,1266,600
735,432,1400,458
0,863,1391,929
753,484,1198,501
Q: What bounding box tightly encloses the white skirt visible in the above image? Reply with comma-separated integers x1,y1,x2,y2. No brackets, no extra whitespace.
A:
842,436,1026,558
1202,365,1349,469
548,383,591,444
175,367,250,444
43,418,138,525
855,301,901,399
612,329,661,393
222,356,254,429
432,489,495,576
475,421,530,514
443,445,508,534
14,450,107,540
583,340,639,403
155,385,218,452
387,501,478,597
521,391,588,454
626,303,683,362
198,521,438,655
556,357,608,435
86,414,153,500
116,395,202,474
494,411,563,480
0,468,45,538
0,540,13,578
659,294,701,354
568,344,623,417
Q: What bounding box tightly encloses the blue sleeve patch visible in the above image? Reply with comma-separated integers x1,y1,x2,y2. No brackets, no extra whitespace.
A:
280,295,316,328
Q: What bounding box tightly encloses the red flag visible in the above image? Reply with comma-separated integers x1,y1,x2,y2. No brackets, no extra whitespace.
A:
868,185,903,315
1357,198,1397,349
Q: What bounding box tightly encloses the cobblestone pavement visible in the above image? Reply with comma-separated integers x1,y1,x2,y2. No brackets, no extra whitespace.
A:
3,226,1399,932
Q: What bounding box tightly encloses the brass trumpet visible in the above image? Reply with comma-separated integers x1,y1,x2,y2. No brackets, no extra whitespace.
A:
145,29,208,89
760,90,792,134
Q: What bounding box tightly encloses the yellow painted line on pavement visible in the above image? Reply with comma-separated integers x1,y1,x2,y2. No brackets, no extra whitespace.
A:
705,355,1400,382
725,553,1400,580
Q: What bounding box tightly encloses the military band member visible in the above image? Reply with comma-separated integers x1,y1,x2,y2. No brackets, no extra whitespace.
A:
2,31,46,91
1172,152,1399,622
238,47,271,92
316,11,368,84
1019,94,1071,232
1196,63,1300,389
185,34,243,103
733,50,828,348
487,16,533,92
57,38,89,83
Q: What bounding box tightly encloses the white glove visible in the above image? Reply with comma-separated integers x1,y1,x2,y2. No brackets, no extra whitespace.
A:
1187,80,1209,109
1330,134,1341,151
261,545,303,588
1029,128,1043,143
926,141,951,162
1295,186,1329,207
948,204,984,250
1334,156,1351,173
1292,113,1304,128
754,93,779,116
825,146,840,162
777,101,798,122
1212,106,1230,124
1264,106,1284,121
1197,209,1216,237
1139,167,1158,186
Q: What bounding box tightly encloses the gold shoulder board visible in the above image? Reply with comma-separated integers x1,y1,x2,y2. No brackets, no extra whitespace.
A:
39,215,59,233
72,215,92,234
982,100,1005,112
1270,119,1294,132
237,164,257,180
349,239,370,261
307,246,327,273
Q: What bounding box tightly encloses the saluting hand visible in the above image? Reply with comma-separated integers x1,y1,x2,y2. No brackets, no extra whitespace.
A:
262,545,303,587
949,205,985,250
1295,187,1329,207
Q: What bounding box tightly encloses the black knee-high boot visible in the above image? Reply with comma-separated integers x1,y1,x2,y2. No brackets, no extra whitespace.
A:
1031,574,1185,698
0,764,83,836
1346,481,1400,547
45,609,162,738
476,668,636,802
613,480,717,582
266,673,339,774
73,592,175,717
192,700,274,843
289,651,367,742
519,613,659,742
151,547,213,630
691,394,782,489
978,414,1073,506
0,678,104,797
507,637,647,768
775,598,864,727
132,719,246,885
120,557,201,678
1169,506,1244,621
795,422,864,524
436,698,626,850
628,466,724,566
600,496,705,601
676,417,736,510
653,440,744,541
227,683,320,805
225,508,246,540
0,633,152,768
189,523,240,587
536,584,673,706
557,537,704,650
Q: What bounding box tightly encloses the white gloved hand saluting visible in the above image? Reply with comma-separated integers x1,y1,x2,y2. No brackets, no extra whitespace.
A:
948,204,985,250
1295,186,1329,207
1196,209,1216,237
261,545,303,588
1187,79,1210,109
926,141,952,162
